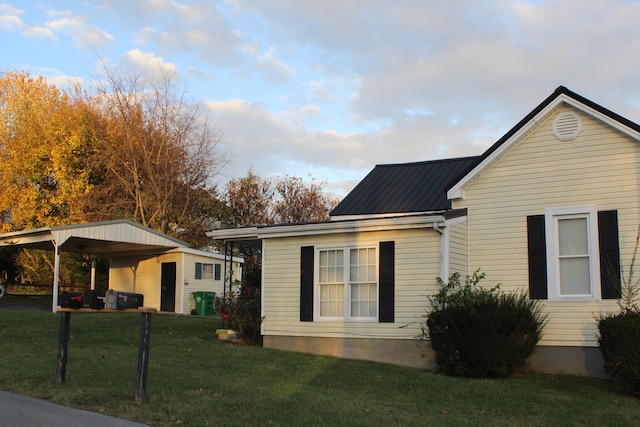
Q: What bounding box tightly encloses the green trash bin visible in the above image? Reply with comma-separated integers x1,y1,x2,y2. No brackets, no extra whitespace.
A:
193,291,216,316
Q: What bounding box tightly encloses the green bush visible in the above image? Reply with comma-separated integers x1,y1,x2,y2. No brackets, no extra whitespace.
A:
216,286,263,345
423,270,547,378
596,226,640,394
597,311,640,394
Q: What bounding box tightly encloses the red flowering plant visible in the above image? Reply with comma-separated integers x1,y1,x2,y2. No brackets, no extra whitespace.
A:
216,286,263,345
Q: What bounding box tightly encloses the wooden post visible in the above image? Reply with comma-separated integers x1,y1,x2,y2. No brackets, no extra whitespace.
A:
136,311,152,404
56,311,71,384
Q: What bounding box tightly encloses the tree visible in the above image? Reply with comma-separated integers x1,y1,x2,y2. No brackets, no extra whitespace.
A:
92,64,226,238
224,170,274,227
0,68,228,290
273,175,339,224
0,71,99,230
222,171,338,289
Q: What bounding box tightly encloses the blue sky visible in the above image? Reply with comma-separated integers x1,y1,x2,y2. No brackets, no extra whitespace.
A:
2,1,640,197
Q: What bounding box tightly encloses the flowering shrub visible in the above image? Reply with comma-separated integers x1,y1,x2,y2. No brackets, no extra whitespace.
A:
216,286,262,345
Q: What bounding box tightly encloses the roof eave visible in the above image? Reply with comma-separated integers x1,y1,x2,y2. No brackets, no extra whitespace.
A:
206,213,445,241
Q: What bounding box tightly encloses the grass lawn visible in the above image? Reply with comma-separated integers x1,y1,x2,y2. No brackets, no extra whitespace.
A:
0,303,638,426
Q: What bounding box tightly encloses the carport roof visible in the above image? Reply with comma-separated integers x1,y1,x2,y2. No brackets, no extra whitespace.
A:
0,219,187,256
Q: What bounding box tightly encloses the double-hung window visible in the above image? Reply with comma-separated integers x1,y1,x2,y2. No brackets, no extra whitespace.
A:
545,206,601,300
317,246,378,321
195,262,214,280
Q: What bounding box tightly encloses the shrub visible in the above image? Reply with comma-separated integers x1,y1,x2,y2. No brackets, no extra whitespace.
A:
422,270,547,378
597,311,640,393
216,286,262,345
597,226,640,394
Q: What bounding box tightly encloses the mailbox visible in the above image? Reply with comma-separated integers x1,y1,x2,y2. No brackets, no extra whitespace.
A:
82,289,106,309
104,289,144,309
59,291,83,308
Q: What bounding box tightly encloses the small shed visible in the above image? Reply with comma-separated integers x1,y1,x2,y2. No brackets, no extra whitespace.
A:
0,219,241,313
109,247,243,314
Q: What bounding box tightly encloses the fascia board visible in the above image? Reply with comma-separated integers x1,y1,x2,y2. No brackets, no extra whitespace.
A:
562,97,640,141
206,227,259,240
208,215,444,241
166,247,245,263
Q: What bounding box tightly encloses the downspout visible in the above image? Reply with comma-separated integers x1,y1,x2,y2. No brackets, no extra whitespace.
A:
432,221,449,281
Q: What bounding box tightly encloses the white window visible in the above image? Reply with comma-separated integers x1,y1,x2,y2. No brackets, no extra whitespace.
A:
316,246,377,320
202,263,214,280
195,262,214,280
545,207,601,300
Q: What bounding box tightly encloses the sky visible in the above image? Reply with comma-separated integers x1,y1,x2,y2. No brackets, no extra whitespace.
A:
2,1,640,198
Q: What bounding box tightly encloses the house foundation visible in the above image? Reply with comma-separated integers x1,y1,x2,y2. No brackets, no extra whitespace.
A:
264,336,607,377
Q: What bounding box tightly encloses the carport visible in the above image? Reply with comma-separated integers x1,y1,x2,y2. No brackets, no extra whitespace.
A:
0,219,187,312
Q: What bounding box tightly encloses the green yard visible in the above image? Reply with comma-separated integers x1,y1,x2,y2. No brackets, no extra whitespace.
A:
0,301,638,426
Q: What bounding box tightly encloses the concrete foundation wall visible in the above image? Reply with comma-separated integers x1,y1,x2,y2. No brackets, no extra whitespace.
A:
264,335,607,377
264,336,436,370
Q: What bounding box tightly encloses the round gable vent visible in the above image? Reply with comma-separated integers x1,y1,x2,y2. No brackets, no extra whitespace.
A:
552,112,582,141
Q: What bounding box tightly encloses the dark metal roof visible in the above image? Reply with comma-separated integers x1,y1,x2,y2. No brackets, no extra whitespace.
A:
332,86,640,218
330,156,480,216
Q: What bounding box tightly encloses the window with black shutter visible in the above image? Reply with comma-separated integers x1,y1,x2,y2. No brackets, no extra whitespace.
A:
299,241,395,322
527,208,620,301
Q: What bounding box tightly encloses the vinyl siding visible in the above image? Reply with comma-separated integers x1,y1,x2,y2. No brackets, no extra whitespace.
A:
109,253,174,310
454,105,640,346
448,219,469,276
181,254,241,314
262,228,441,339
109,251,241,313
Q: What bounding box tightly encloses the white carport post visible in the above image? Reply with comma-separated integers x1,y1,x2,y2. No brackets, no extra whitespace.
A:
52,241,61,313
90,256,96,290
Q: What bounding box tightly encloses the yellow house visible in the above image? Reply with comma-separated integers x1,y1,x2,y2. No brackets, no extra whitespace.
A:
110,247,243,314
208,87,640,376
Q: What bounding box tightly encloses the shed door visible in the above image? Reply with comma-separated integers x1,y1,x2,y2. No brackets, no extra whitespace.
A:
160,262,177,312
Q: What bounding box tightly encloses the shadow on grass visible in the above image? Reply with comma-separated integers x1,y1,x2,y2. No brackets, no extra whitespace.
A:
0,294,52,310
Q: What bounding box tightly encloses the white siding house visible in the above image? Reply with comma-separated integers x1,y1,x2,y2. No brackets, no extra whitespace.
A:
208,87,640,375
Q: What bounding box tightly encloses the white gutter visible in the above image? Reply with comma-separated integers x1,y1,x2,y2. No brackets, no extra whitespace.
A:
207,213,445,241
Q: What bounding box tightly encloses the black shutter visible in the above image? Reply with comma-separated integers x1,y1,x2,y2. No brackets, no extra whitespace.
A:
195,262,202,280
214,263,221,281
599,210,621,299
379,241,395,322
300,246,314,321
527,215,548,299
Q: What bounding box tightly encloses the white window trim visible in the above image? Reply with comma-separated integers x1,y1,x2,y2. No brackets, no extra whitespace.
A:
545,206,601,301
314,244,379,322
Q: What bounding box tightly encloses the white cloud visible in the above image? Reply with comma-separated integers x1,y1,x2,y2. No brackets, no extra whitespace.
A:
44,12,114,49
102,0,249,65
122,49,177,78
0,3,23,30
42,70,85,89
255,47,295,82
23,25,56,39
